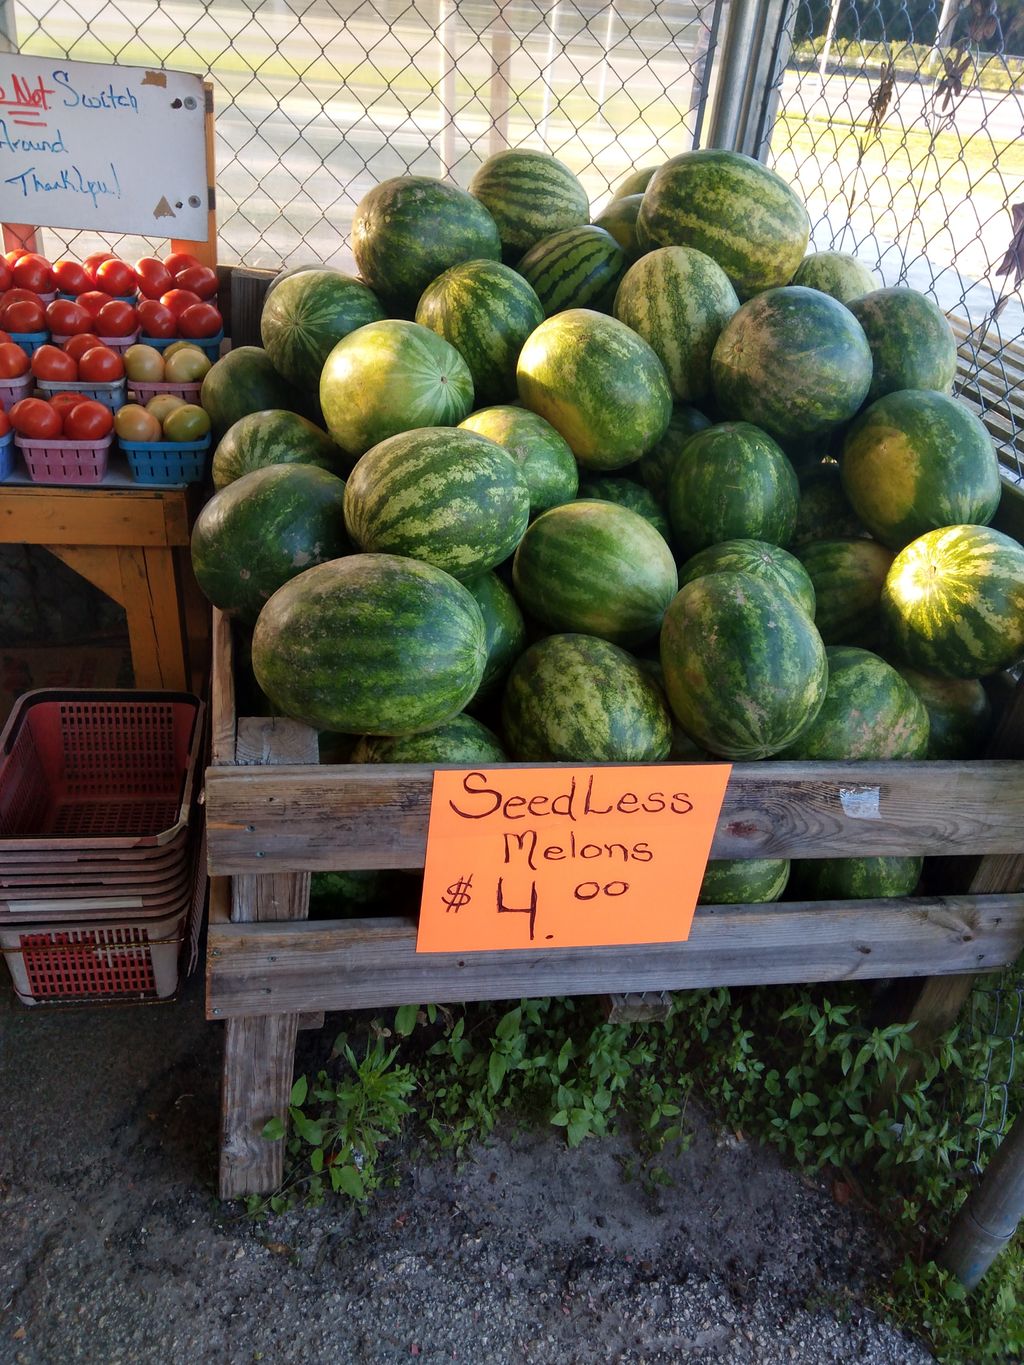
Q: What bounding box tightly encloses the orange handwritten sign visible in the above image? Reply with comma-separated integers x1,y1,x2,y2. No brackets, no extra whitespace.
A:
416,765,732,953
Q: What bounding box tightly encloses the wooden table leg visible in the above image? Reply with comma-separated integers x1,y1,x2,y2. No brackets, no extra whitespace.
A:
119,546,189,690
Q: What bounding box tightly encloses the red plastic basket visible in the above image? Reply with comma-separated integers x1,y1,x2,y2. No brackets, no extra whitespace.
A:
16,435,111,484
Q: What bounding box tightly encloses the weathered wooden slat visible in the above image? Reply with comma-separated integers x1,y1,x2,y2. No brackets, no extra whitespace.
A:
205,895,1024,1018
204,759,1024,874
210,609,236,767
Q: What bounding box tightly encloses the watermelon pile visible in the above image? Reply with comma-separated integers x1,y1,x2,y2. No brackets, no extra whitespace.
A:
190,147,1024,910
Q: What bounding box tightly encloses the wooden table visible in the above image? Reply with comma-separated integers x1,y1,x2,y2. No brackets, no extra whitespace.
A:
0,473,207,691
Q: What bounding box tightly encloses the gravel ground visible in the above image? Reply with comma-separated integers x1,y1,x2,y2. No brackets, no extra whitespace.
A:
0,969,934,1364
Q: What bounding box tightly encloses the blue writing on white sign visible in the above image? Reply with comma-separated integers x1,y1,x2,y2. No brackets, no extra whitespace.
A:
4,161,122,207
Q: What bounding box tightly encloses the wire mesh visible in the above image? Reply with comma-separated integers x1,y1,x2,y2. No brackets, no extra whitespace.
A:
5,0,723,270
765,0,1024,482
965,974,1023,1172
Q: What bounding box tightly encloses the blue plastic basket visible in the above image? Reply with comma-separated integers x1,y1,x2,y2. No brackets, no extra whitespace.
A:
139,330,223,363
38,378,127,411
57,291,137,304
122,435,210,485
9,331,49,356
0,431,13,480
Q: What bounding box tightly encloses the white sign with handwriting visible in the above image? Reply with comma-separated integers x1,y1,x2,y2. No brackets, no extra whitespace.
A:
0,56,208,238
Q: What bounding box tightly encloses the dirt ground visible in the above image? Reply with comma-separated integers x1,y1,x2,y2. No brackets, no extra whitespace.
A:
0,968,935,1364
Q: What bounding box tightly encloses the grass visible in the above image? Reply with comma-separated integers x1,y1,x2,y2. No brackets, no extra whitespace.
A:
791,37,1024,94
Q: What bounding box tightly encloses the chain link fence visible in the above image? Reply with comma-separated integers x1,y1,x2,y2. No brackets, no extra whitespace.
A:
4,0,723,270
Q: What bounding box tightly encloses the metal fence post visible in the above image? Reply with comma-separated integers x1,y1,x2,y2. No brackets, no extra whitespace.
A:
705,0,797,158
939,1108,1024,1289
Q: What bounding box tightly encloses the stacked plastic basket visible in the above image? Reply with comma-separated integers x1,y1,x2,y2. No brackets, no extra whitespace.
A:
0,689,205,1005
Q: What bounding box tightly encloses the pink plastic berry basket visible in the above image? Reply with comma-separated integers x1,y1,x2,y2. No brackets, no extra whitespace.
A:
16,435,112,485
129,378,203,404
52,328,140,355
0,373,33,412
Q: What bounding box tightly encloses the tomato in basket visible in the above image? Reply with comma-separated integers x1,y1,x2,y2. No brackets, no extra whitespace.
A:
0,407,10,436
137,299,177,338
0,342,30,378
95,300,138,337
95,258,137,297
164,250,202,279
160,288,202,320
78,346,124,382
63,333,103,362
135,256,174,299
31,345,77,382
177,303,222,339
76,290,114,319
0,297,45,332
174,265,218,300
45,298,93,335
12,253,54,294
52,259,91,295
9,397,62,439
49,393,88,423
63,399,114,441
83,251,117,284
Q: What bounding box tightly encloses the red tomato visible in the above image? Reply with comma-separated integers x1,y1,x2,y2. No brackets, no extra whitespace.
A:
49,392,88,423
9,397,62,438
0,330,11,345
64,399,113,440
78,346,124,382
177,303,223,339
0,407,10,436
95,258,137,296
96,300,138,337
135,256,174,299
31,345,77,382
0,261,11,293
137,299,177,339
76,290,114,319
160,289,201,320
1,298,46,332
52,259,92,295
174,265,218,300
83,251,116,284
164,251,202,278
63,332,103,362
3,248,30,267
12,254,55,293
0,342,29,378
45,299,93,335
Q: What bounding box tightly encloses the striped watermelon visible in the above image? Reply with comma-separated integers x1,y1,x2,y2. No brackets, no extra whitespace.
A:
841,390,1000,549
465,570,527,696
660,572,828,759
592,194,644,264
200,347,297,438
459,405,578,514
415,259,544,405
502,632,672,762
516,225,625,316
779,645,929,759
791,462,866,547
636,404,712,505
848,287,957,402
513,500,677,646
881,525,1024,677
678,539,816,620
711,286,873,445
667,422,799,558
319,320,474,457
576,476,671,542
343,427,530,580
517,309,673,470
698,859,790,905
190,464,350,625
351,176,501,309
610,165,660,200
252,554,487,735
790,251,879,303
795,538,894,646
893,665,993,759
613,246,739,404
469,150,590,257
351,714,507,764
790,857,923,900
637,150,810,299
212,409,349,489
260,269,386,391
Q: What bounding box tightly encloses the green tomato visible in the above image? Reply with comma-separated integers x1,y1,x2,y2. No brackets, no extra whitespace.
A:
162,403,212,442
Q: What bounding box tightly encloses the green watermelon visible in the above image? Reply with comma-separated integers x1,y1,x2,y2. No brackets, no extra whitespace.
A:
469,149,590,257
319,320,474,457
351,176,501,309
678,539,816,619
636,404,712,505
841,390,1000,549
200,347,297,438
351,714,507,764
516,225,625,316
847,287,957,402
459,405,578,514
790,857,923,900
512,500,677,647
610,165,660,200
778,645,929,760
576,476,671,542
698,859,790,905
517,309,672,470
190,464,350,625
260,270,386,392
660,572,828,759
592,194,644,263
666,422,799,558
211,409,349,490
502,633,672,762
613,246,739,404
795,538,894,646
881,525,1024,677
252,554,487,734
791,462,866,547
637,150,810,299
711,286,872,445
263,262,340,301
343,427,530,580
464,570,527,696
790,251,879,302
893,665,993,759
415,259,544,405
